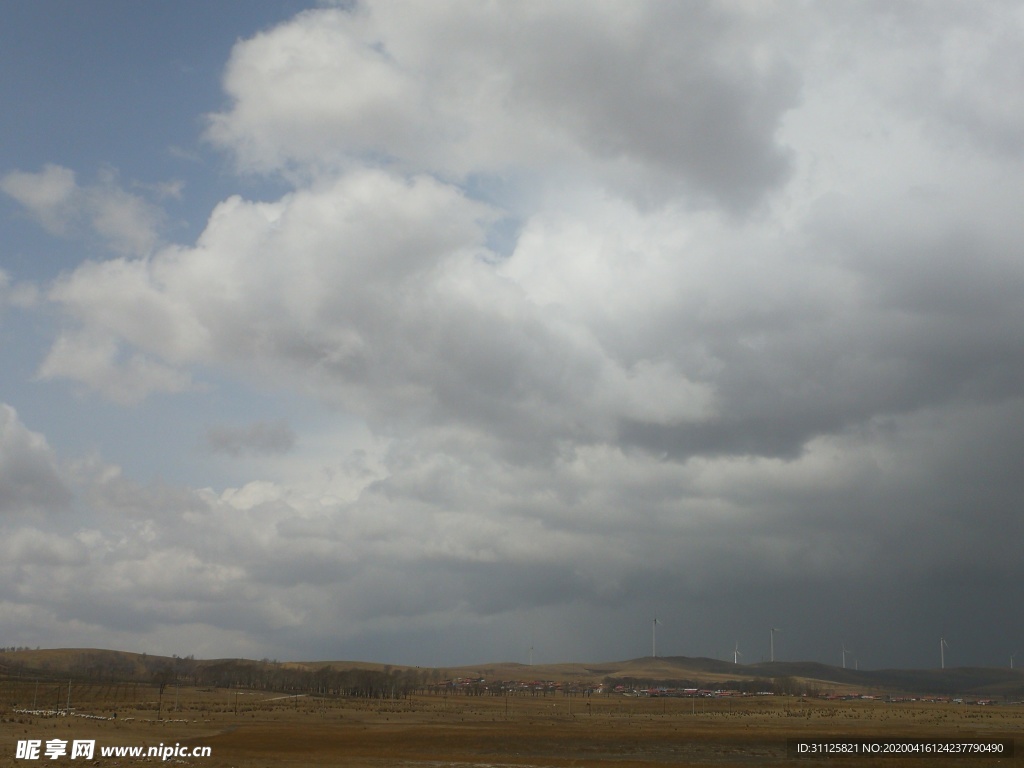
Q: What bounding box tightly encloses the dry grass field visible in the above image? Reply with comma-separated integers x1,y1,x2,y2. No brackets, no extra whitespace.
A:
2,679,1022,767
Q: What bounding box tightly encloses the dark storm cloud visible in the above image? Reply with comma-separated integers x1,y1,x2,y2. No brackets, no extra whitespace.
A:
619,415,816,461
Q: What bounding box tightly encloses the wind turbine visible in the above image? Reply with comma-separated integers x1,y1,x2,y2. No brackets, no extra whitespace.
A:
940,637,949,670
1011,652,1016,670
770,628,781,663
652,618,661,658
733,641,742,665
842,643,851,670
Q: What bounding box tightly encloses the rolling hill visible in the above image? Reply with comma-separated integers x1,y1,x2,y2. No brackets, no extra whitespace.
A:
3,648,1024,699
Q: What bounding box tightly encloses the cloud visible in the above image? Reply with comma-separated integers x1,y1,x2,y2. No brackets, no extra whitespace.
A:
206,420,296,456
816,2,1024,156
0,270,38,312
2,393,1023,665
0,404,71,516
136,179,185,201
1,165,163,256
38,332,195,406
207,2,800,209
6,2,1024,666
0,164,77,234
37,170,727,464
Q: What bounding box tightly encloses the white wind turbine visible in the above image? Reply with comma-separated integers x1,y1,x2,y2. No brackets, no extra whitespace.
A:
940,636,949,670
733,641,742,665
770,628,781,663
842,643,849,670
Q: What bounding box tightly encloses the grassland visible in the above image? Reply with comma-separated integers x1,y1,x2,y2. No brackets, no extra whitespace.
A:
2,677,1022,767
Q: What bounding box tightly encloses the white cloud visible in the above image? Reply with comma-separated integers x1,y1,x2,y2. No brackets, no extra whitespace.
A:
0,404,71,516
0,269,38,310
0,164,77,234
1,165,163,256
38,332,195,405
208,2,799,208
813,2,1024,156
88,170,164,256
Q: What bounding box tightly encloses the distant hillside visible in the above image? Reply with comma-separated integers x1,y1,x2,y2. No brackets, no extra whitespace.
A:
443,655,1024,699
0,648,157,680
3,648,1024,699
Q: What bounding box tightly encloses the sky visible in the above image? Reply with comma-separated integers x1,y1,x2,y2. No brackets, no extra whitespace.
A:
2,1,1024,671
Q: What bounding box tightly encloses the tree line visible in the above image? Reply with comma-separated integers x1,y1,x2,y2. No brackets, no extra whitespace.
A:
603,675,807,696
0,651,440,700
